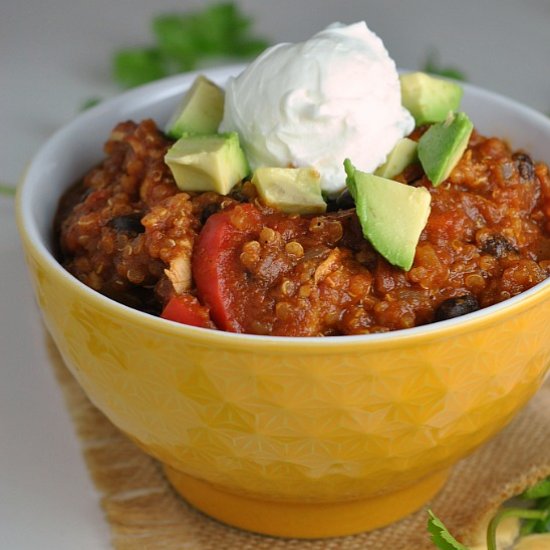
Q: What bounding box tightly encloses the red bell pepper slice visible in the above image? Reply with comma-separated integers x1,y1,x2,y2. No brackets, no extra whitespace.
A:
161,294,214,329
192,204,261,332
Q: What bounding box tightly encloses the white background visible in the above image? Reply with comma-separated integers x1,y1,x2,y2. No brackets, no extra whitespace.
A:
1,1,549,548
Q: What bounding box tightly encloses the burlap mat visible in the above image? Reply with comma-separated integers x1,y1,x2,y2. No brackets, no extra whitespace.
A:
46,336,550,549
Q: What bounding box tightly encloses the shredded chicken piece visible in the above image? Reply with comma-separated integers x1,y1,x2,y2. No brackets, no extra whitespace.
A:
164,255,192,294
314,248,341,284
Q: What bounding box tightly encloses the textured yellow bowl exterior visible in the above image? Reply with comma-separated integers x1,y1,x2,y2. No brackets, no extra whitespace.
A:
20,228,550,510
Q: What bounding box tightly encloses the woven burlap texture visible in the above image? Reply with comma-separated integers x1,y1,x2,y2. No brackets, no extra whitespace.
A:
47,337,550,550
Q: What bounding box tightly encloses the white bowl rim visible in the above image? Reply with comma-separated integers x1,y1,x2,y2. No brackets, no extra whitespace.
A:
16,64,550,351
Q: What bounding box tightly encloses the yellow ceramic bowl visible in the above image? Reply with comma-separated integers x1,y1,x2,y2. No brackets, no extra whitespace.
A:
16,66,550,538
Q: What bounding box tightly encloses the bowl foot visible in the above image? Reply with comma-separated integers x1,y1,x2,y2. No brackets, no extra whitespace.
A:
163,466,449,538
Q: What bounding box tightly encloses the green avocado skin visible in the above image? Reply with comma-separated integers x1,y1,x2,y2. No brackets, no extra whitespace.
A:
418,113,474,186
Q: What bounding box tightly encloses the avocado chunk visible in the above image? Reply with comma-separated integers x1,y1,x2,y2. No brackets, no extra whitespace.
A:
165,132,249,194
165,75,224,139
418,112,473,186
400,72,463,126
344,159,431,270
251,167,326,214
374,138,418,179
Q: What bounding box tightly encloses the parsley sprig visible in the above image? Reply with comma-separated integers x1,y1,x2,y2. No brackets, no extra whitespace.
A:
429,476,550,549
428,510,468,549
518,477,550,537
112,2,270,89
422,49,467,81
0,183,16,197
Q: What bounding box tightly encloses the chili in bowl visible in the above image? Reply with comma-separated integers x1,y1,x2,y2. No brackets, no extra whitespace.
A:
16,26,550,538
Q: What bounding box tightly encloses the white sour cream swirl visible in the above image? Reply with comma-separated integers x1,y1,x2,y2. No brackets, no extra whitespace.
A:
220,21,414,194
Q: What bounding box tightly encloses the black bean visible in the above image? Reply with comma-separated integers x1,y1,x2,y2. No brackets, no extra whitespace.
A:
335,189,355,210
325,196,339,212
402,162,424,185
434,294,480,322
512,152,535,181
480,234,518,258
200,203,221,225
229,186,249,203
326,190,355,212
107,213,145,234
105,286,161,316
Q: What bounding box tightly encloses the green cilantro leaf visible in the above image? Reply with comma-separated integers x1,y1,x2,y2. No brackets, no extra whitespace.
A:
427,510,469,550
152,15,201,72
522,478,550,500
80,97,102,111
423,50,467,81
0,183,16,197
519,477,550,535
112,48,168,88
520,513,550,536
231,37,269,57
112,2,270,89
191,3,250,55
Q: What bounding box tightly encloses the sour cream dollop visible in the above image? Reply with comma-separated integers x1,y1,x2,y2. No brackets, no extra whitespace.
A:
220,21,414,194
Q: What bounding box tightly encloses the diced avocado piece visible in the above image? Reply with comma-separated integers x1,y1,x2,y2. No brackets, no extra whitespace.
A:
251,167,326,214
165,75,224,138
344,159,431,271
165,132,249,194
418,112,473,186
374,138,418,179
400,72,463,126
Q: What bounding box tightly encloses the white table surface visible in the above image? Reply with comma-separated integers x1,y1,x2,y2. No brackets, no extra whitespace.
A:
1,1,549,548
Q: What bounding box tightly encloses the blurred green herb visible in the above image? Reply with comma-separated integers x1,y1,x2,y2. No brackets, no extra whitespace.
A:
80,97,102,111
0,183,16,197
423,49,467,81
522,478,550,500
112,2,270,89
429,476,550,549
518,477,550,536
